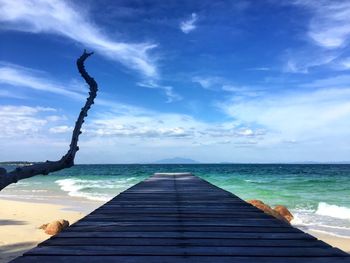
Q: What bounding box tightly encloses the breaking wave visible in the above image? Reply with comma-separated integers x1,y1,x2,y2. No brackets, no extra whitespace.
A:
55,177,136,202
315,202,350,220
291,202,350,238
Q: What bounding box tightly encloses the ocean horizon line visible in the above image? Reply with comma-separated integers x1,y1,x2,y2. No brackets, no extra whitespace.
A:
3,161,350,165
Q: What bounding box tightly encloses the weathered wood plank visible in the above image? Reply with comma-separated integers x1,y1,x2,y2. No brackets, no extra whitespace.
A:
72,221,292,227
88,209,271,215
12,256,350,263
56,231,316,239
66,225,301,233
74,220,285,227
25,245,347,256
42,237,327,247
92,209,264,214
84,213,273,219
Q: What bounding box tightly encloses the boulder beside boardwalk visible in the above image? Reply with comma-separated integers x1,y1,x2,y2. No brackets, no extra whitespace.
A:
247,199,294,223
39,219,70,235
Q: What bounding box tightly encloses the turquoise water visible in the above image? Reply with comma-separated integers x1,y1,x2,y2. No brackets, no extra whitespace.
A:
1,164,350,237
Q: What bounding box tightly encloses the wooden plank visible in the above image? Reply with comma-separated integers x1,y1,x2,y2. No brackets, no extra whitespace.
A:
25,245,347,256
90,210,267,214
84,213,273,219
94,206,257,209
11,256,350,263
66,225,301,233
72,221,292,227
56,231,315,239
42,237,327,247
91,210,266,215
74,220,285,227
104,202,249,206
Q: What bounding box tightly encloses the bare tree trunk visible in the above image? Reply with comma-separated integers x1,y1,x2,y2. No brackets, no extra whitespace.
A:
0,50,98,191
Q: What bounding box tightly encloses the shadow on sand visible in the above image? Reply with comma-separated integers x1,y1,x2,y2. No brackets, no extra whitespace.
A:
0,219,27,226
0,241,37,263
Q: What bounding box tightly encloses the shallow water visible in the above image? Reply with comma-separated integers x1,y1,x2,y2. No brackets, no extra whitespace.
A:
1,164,349,237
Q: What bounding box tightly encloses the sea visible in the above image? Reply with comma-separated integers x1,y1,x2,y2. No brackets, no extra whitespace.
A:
1,163,349,238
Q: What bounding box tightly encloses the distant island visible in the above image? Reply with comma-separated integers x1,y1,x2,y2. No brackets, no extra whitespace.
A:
154,157,199,164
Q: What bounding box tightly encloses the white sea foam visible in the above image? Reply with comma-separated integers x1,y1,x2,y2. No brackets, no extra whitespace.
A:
290,213,308,226
55,178,136,202
55,178,111,201
291,204,350,238
316,202,350,220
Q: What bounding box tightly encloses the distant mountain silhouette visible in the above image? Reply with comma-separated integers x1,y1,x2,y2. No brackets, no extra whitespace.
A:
154,157,199,164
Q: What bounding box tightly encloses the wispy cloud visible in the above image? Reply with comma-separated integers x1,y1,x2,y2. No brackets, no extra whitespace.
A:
0,101,263,163
283,0,350,72
193,76,264,97
192,76,223,90
282,45,339,73
0,64,85,99
0,62,162,111
180,13,198,34
49,125,73,134
84,112,262,145
0,105,55,138
217,87,350,145
0,0,157,77
247,67,271,71
294,0,350,49
334,57,350,70
301,74,350,89
137,80,182,103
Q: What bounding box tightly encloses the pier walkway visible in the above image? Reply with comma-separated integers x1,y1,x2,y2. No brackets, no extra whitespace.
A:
11,173,350,262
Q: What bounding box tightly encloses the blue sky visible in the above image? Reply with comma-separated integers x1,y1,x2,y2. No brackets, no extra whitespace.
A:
1,0,350,163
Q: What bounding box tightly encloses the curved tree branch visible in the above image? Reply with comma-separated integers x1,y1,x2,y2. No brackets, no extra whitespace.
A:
0,50,98,191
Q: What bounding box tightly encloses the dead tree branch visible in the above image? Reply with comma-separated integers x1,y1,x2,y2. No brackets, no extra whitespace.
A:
0,50,98,191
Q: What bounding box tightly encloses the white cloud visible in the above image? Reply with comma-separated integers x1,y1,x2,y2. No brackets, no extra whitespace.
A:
0,64,85,99
248,67,271,71
193,76,264,97
0,103,265,163
192,76,223,90
76,113,266,163
0,62,164,111
137,80,182,103
217,87,350,145
301,74,350,88
0,105,55,138
283,48,338,73
0,61,181,105
281,1,350,72
335,57,350,70
49,125,73,134
294,0,350,49
84,112,263,145
46,115,67,122
180,13,198,34
0,0,157,77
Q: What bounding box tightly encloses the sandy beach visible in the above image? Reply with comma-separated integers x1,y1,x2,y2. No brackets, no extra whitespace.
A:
0,197,349,262
0,199,86,263
307,230,350,253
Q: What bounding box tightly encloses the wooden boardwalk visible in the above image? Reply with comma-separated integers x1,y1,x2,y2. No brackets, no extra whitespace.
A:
11,173,350,262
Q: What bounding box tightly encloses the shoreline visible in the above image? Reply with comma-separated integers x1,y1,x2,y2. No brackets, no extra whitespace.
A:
307,230,350,253
0,198,349,263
